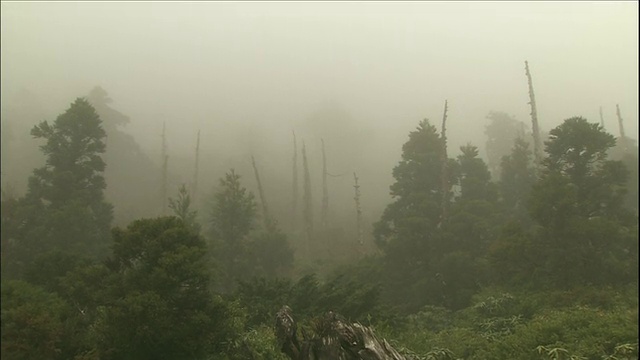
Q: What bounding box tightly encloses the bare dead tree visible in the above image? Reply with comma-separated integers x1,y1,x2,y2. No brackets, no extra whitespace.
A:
251,155,271,229
292,131,299,231
161,122,168,215
616,104,626,139
321,139,329,230
353,172,363,247
192,129,201,200
616,104,628,152
440,100,449,225
525,60,543,166
302,142,314,244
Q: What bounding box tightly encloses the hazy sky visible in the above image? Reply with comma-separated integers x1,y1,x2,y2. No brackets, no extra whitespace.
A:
2,1,638,159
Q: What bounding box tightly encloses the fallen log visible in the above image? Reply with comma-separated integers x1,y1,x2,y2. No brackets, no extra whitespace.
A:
275,305,407,360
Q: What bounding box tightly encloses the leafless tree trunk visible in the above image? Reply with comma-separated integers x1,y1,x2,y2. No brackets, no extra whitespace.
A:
440,100,449,225
251,155,271,229
321,139,329,230
353,172,363,247
616,104,628,152
616,104,626,139
302,142,313,244
525,61,543,166
161,122,168,215
292,131,299,231
192,129,200,200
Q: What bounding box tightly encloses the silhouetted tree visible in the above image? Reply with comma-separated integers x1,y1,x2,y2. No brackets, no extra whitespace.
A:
484,111,529,178
94,217,234,360
374,119,447,312
527,117,636,286
87,86,163,224
169,184,200,233
499,136,536,222
5,98,113,278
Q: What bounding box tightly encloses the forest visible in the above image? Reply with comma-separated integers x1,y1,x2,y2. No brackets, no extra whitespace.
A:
1,2,639,359
1,64,638,359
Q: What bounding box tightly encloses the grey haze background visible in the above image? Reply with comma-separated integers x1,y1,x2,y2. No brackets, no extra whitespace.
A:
1,1,638,227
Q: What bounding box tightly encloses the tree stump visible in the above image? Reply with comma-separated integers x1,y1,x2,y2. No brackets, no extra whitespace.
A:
275,305,407,360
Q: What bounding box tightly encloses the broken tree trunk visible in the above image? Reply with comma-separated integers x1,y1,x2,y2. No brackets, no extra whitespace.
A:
353,172,363,247
275,306,407,360
321,139,329,230
292,131,299,232
302,142,313,244
251,155,271,229
616,104,628,152
616,104,626,139
525,60,543,167
161,122,168,215
192,129,200,200
440,100,449,226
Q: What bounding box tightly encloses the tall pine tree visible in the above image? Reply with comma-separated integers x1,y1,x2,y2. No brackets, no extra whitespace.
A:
5,98,113,277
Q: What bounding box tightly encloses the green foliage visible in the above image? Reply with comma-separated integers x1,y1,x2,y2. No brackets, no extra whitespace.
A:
209,169,257,291
488,221,543,287
1,280,67,360
484,111,530,178
220,325,288,360
168,184,200,233
23,250,92,294
208,170,294,291
235,277,293,327
373,119,447,312
602,342,638,360
87,217,234,360
535,117,629,221
378,287,638,360
455,144,497,204
523,117,637,288
499,136,536,222
209,169,256,245
316,272,380,321
374,120,444,244
492,306,638,360
233,261,383,338
608,136,639,213
3,98,113,278
424,348,460,360
535,345,586,360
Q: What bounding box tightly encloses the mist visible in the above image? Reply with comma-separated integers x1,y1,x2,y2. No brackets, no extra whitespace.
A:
2,2,638,226
2,4,639,358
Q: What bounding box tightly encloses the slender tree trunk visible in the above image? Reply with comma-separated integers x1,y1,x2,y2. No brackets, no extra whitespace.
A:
302,142,313,246
292,131,299,232
251,155,271,229
525,61,543,166
192,129,200,200
353,172,363,247
599,106,605,130
440,100,449,225
616,104,626,138
321,139,329,230
161,122,168,215
616,104,627,152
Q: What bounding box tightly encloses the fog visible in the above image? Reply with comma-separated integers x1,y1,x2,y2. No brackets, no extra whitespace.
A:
1,2,638,229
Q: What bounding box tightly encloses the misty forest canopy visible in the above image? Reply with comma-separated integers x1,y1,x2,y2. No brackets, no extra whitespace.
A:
1,79,638,359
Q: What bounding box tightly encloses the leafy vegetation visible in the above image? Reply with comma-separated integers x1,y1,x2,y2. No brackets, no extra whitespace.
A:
1,97,637,359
